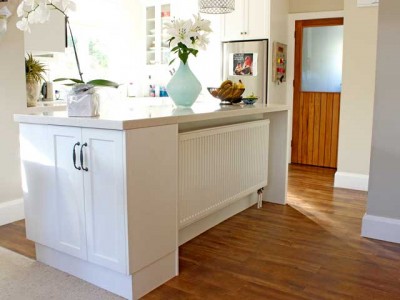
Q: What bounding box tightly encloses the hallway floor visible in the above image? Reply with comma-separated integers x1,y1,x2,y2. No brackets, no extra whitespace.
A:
1,164,400,299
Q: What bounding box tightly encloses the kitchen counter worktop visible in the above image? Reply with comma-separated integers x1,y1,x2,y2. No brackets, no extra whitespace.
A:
14,96,289,130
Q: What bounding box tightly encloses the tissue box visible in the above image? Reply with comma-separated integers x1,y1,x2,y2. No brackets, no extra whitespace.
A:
67,86,100,117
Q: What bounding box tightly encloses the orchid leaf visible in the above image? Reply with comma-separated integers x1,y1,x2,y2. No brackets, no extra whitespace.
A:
87,79,119,88
54,78,84,84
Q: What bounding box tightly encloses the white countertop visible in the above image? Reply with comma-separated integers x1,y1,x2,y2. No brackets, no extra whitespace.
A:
14,97,289,130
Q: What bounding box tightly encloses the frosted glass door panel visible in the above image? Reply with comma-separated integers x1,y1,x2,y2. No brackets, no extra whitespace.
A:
302,25,343,92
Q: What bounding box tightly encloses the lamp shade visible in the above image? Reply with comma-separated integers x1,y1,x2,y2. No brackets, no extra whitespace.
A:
199,0,235,14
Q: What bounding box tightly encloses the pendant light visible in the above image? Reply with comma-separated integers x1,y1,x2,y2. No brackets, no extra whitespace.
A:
199,0,235,14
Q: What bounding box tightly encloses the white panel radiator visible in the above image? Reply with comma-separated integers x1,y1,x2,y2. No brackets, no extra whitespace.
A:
179,119,270,229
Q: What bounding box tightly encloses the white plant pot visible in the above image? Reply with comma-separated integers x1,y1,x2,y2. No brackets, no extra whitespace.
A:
26,80,40,107
67,88,100,117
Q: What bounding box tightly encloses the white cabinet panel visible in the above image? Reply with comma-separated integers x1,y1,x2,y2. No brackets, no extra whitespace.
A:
83,129,127,274
48,125,87,259
20,124,55,248
223,0,269,41
126,125,178,274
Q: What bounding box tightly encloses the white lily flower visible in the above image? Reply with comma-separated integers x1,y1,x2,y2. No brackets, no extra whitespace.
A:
167,19,193,48
165,14,211,64
192,13,212,33
16,17,30,32
194,33,209,50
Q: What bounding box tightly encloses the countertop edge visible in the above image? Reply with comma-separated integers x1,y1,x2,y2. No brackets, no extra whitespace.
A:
14,104,290,130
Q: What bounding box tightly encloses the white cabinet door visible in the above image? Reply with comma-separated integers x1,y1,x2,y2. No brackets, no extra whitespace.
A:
20,124,86,259
47,125,87,259
223,0,246,41
222,0,269,41
247,0,269,40
146,1,172,65
82,129,127,274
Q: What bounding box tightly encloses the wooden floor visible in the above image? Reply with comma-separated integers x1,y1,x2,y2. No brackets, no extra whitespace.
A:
1,164,400,299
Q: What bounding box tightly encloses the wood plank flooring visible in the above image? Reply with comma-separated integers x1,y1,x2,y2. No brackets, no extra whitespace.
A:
1,164,400,299
0,219,35,259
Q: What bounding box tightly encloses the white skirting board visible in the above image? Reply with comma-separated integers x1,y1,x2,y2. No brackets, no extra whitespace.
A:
0,198,25,226
362,214,400,244
334,172,369,191
36,244,178,300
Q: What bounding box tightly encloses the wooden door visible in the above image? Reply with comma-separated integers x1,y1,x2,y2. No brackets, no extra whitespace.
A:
292,18,343,168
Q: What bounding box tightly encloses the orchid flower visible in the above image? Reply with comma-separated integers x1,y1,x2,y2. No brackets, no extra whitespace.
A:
16,0,75,33
165,14,212,65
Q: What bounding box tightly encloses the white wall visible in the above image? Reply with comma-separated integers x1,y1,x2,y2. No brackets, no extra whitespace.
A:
0,2,26,212
334,0,378,190
268,0,289,104
362,0,400,244
289,0,344,13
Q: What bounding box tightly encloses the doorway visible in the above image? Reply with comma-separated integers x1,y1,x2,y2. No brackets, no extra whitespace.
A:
291,18,344,168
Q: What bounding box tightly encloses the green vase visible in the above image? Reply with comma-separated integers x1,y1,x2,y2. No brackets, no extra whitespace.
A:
167,61,202,107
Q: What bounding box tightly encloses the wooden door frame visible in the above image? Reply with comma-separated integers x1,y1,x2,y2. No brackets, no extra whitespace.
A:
286,11,344,164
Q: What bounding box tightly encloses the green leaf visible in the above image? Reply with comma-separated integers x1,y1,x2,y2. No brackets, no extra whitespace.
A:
169,58,176,65
54,78,84,84
87,79,119,88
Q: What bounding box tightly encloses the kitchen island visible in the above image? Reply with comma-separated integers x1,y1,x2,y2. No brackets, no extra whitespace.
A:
14,98,289,299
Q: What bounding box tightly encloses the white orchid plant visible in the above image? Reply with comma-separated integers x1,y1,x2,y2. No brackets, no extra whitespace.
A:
165,14,212,65
16,0,75,33
16,0,118,88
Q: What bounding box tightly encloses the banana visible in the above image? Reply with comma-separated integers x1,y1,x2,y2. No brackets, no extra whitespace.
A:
232,88,243,99
221,86,234,99
237,80,245,89
218,85,230,98
220,80,233,89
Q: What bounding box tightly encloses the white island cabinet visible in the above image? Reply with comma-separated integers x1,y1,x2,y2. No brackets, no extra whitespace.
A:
15,99,289,299
20,125,127,272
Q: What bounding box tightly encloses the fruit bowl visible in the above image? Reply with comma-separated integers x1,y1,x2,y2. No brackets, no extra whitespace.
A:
207,87,245,104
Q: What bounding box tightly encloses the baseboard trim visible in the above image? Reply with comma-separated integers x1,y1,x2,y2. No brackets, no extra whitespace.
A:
0,198,25,226
334,172,369,191
362,214,400,244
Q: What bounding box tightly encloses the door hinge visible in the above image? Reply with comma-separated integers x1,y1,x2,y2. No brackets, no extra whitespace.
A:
291,140,293,147
293,79,295,87
294,31,296,39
